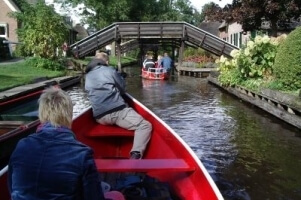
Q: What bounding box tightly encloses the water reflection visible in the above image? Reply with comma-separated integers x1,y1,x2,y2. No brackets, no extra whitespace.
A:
67,86,90,117
67,67,301,200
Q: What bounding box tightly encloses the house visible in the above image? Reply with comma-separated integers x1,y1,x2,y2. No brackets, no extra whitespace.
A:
219,21,250,48
0,0,85,55
0,0,22,44
72,23,89,41
218,17,301,48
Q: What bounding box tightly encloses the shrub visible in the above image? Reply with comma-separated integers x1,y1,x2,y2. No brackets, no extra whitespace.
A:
184,47,212,58
25,57,65,71
236,35,278,79
216,35,280,87
273,27,301,91
216,55,243,86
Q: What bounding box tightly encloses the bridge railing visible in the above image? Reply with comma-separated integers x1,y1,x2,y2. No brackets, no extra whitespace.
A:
184,23,238,57
70,24,117,57
117,22,185,39
70,22,239,58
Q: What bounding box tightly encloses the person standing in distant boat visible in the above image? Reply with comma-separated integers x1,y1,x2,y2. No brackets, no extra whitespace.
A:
85,52,152,159
161,52,173,73
156,55,163,68
8,87,125,200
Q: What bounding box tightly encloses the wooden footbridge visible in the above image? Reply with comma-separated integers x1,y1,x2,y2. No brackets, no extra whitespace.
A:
69,22,239,69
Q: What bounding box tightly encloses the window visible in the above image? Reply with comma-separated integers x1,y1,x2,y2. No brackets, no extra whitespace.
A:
239,32,243,47
234,33,237,46
0,23,8,38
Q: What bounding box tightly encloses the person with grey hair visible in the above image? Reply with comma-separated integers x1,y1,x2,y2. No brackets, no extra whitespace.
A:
85,52,152,159
8,87,124,200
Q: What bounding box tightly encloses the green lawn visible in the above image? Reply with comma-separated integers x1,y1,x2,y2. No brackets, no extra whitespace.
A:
0,56,137,92
0,61,65,92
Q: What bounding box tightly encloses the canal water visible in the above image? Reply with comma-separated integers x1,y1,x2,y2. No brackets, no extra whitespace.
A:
67,66,301,200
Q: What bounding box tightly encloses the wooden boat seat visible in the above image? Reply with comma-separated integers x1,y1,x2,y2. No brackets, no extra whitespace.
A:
94,159,196,172
86,125,134,137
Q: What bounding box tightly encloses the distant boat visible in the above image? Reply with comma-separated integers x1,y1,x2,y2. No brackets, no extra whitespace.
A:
0,93,224,199
141,68,169,80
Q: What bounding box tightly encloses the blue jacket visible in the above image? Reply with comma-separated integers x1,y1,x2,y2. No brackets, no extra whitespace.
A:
85,63,126,119
8,123,105,200
161,56,173,70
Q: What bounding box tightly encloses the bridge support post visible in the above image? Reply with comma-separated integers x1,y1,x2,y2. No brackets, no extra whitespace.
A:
116,40,122,71
178,40,185,70
111,41,116,57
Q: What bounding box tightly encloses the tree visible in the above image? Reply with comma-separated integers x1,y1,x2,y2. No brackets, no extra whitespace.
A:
55,0,161,28
11,0,68,59
54,0,201,29
205,0,301,36
199,2,220,22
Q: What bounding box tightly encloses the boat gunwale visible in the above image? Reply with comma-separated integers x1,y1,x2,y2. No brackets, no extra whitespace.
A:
141,68,169,80
125,93,224,199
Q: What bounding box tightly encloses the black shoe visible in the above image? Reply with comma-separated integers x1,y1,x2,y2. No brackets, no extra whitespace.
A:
130,151,141,159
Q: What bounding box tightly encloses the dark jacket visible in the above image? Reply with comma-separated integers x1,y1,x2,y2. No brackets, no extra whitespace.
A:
143,58,155,70
8,122,105,200
85,60,126,119
161,56,173,70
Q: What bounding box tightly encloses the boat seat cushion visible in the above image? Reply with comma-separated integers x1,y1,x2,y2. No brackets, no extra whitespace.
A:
86,124,134,137
94,159,195,172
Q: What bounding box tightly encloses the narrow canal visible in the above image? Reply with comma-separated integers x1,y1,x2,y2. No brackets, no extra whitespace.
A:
67,66,301,200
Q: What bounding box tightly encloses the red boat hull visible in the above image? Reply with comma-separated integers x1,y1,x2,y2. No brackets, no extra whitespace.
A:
0,93,223,200
141,68,169,80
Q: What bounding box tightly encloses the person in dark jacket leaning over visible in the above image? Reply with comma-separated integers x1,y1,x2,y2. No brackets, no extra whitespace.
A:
8,87,111,200
142,54,155,70
85,52,152,159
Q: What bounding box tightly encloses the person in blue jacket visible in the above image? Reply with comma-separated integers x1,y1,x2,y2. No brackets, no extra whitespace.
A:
161,52,173,73
8,87,124,200
85,52,152,159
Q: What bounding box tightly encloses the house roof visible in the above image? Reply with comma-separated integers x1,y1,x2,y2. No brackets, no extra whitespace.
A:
199,21,222,36
4,0,20,12
218,21,227,29
73,24,89,40
4,0,38,12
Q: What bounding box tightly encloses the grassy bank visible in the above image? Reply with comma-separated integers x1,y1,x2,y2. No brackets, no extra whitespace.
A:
0,61,65,92
0,56,137,92
75,56,137,67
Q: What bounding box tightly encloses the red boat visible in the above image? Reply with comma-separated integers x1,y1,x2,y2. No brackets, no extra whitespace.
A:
141,68,169,80
0,76,81,135
0,93,223,200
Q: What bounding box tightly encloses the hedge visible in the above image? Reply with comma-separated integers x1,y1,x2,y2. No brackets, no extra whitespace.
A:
273,27,301,90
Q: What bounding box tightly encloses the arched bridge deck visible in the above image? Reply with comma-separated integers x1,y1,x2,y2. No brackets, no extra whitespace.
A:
70,22,239,69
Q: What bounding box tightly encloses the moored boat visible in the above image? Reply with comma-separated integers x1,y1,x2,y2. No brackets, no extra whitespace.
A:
0,93,223,199
0,76,81,136
141,68,169,80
